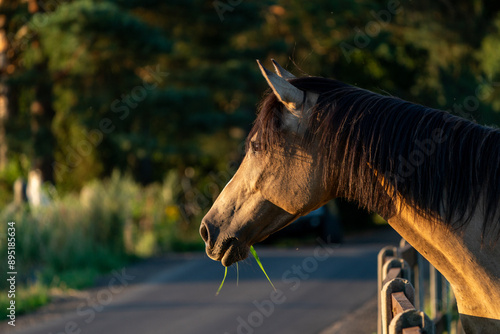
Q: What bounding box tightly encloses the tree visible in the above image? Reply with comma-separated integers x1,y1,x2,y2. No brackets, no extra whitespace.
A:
6,0,172,189
0,0,20,172
2,0,500,207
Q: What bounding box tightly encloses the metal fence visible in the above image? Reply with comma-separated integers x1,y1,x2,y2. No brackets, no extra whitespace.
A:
377,239,463,334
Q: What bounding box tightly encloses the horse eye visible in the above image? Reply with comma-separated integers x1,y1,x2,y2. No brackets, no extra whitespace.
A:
251,141,263,152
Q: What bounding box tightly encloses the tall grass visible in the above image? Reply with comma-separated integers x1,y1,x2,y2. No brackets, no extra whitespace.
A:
0,171,203,317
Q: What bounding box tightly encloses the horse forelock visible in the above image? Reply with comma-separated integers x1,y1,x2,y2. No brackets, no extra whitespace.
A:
249,76,500,239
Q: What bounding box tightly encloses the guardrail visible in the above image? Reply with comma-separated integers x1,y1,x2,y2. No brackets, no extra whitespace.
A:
377,239,461,334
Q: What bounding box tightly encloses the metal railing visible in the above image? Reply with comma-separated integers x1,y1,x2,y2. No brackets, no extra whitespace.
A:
377,239,461,334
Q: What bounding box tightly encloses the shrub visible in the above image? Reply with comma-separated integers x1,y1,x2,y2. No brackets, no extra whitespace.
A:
0,170,202,294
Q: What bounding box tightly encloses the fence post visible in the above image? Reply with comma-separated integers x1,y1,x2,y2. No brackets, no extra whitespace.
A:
381,278,415,334
430,265,440,318
389,309,435,334
378,246,398,334
382,258,411,286
398,239,424,310
431,266,452,333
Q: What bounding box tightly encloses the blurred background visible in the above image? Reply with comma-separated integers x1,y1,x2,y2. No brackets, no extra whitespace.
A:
0,0,500,323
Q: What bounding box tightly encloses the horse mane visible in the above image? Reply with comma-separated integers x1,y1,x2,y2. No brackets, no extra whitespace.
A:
248,76,500,238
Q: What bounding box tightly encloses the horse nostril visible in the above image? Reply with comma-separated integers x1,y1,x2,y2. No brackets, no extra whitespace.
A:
200,222,210,244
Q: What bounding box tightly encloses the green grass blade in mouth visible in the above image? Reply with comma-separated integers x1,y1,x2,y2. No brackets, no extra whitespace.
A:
236,262,239,287
215,246,274,295
215,266,228,296
250,245,276,291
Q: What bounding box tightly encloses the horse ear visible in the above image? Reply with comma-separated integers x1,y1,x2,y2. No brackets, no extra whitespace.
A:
271,59,296,80
257,60,303,112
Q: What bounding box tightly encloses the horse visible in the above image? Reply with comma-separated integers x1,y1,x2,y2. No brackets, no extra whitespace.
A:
200,60,500,333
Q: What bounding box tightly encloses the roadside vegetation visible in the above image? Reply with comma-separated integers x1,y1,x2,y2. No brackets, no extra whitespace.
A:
0,172,203,318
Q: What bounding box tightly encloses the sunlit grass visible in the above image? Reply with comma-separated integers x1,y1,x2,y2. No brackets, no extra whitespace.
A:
216,267,228,296
216,245,275,295
0,283,49,319
250,245,276,291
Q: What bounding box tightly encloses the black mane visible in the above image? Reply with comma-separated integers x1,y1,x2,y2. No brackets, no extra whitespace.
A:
248,77,500,238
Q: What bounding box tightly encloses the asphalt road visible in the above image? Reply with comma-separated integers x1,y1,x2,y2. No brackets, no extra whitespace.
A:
3,227,400,334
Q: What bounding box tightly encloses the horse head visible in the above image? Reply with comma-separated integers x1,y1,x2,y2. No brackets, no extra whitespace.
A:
200,60,334,267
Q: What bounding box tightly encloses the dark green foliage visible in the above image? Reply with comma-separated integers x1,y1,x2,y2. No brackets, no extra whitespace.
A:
1,0,500,212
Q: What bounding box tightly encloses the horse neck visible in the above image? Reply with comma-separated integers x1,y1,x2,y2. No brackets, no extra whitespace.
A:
387,198,500,331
